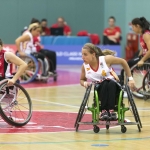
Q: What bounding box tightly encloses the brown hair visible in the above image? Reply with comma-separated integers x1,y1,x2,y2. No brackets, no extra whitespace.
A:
0,39,3,46
82,43,115,58
103,49,116,56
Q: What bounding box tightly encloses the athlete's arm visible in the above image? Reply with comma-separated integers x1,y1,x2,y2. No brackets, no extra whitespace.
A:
5,52,27,85
141,33,150,62
105,55,135,91
15,34,30,56
80,65,87,86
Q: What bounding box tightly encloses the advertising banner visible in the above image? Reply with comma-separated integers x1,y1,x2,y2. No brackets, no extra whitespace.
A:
45,45,121,65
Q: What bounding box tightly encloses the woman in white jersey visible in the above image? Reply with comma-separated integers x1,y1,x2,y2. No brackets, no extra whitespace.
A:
0,39,27,86
16,23,41,56
80,43,136,120
15,23,47,76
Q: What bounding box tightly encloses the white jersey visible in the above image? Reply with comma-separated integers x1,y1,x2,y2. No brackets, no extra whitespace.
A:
83,56,115,82
20,31,36,54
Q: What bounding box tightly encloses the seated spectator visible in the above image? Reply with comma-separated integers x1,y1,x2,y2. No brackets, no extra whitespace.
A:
50,17,71,36
41,19,50,36
103,16,121,45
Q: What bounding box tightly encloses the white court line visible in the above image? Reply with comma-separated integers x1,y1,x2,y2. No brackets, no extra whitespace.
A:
31,97,150,111
31,98,79,108
25,84,80,89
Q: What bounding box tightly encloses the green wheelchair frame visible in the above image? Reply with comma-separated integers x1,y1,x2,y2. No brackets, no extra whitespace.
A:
74,82,142,133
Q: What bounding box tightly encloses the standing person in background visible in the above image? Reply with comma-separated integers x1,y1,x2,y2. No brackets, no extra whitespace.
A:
41,19,50,36
103,16,121,45
50,17,71,36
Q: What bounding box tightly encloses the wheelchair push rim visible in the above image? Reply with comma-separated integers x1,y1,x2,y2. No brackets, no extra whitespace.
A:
125,85,142,131
0,80,32,126
129,63,150,98
18,54,39,84
74,84,92,131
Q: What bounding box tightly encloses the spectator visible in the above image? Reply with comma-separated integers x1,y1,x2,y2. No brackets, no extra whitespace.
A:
103,16,121,45
41,19,50,36
50,17,71,36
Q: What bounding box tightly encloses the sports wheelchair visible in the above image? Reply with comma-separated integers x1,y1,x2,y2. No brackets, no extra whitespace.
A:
0,79,32,126
17,54,57,84
74,80,142,133
130,62,150,100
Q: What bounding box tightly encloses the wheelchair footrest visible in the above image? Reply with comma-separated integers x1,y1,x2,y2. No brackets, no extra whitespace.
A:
78,122,139,126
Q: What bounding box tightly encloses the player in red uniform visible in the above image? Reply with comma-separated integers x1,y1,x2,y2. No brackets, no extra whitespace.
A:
0,39,27,85
120,17,150,85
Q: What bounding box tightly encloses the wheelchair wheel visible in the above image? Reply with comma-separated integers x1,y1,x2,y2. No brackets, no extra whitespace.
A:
74,84,92,131
142,71,150,100
0,81,32,126
130,63,150,98
18,54,39,84
125,85,142,131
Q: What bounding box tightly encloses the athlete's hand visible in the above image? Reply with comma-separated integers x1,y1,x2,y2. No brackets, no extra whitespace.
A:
137,60,144,67
128,79,137,91
83,81,91,88
7,79,15,86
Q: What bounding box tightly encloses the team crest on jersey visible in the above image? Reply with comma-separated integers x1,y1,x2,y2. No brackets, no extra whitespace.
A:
86,68,90,71
101,70,106,76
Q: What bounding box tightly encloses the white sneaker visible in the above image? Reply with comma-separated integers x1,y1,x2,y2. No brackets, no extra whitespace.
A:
123,91,128,98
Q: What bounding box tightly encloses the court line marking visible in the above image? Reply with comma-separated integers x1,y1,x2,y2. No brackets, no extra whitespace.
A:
31,98,80,108
31,97,150,111
25,83,80,89
0,135,150,145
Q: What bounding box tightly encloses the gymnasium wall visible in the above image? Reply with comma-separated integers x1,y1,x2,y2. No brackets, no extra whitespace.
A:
0,0,104,44
1,0,150,57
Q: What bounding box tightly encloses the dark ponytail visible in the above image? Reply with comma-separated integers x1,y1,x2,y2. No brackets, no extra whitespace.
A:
132,17,150,34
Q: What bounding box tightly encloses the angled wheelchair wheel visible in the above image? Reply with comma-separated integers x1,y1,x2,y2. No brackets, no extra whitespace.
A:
0,80,32,126
74,84,92,131
18,54,39,84
125,85,142,131
130,63,150,99
142,71,150,100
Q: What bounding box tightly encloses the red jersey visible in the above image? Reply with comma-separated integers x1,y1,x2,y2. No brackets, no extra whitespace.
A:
103,26,121,42
33,36,41,52
50,24,71,35
0,50,12,78
42,27,50,35
140,30,150,56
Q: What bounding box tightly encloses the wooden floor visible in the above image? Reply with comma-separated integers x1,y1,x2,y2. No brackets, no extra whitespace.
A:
0,65,150,150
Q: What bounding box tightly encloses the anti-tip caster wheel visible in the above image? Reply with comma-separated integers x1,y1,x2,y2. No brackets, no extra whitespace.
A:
143,95,149,101
93,126,100,133
121,125,127,133
106,125,109,130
